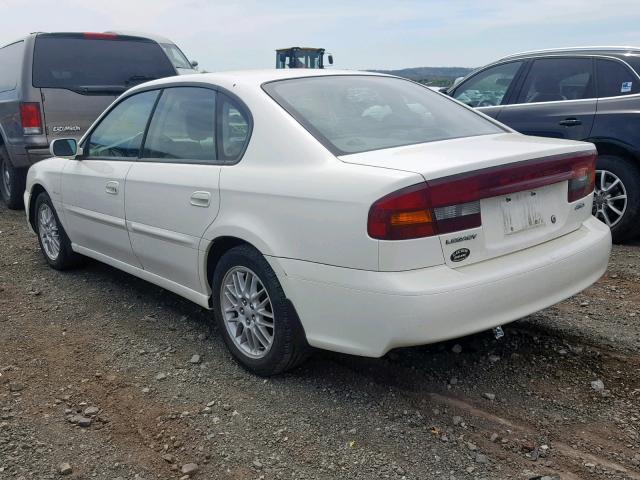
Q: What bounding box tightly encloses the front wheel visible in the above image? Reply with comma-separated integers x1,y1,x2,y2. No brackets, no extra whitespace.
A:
593,155,640,243
34,192,84,270
212,245,310,376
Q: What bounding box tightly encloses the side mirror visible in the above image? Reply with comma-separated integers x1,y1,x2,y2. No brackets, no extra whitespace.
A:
452,76,465,87
50,138,78,158
190,59,199,68
327,54,334,65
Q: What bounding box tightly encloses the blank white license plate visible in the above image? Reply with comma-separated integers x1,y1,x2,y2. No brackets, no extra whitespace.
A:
501,191,545,235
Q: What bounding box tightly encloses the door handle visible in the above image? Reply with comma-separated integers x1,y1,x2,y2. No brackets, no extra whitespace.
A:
559,118,582,127
105,181,119,195
190,191,211,207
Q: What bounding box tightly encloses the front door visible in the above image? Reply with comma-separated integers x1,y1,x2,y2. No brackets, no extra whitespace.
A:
497,57,596,140
61,89,159,266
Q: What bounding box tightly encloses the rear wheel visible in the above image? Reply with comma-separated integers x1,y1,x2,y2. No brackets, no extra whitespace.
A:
593,155,640,243
212,245,310,376
34,192,84,270
0,146,26,210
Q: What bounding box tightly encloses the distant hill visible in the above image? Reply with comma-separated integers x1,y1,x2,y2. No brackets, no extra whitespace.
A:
370,66,474,87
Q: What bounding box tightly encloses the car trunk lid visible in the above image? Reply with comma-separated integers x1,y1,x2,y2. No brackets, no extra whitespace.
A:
345,133,597,267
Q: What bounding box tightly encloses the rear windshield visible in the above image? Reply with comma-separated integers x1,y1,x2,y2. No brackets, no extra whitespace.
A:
263,75,505,155
33,35,176,92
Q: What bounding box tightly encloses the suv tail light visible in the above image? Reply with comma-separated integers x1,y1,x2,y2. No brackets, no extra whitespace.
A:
368,152,597,241
20,103,43,135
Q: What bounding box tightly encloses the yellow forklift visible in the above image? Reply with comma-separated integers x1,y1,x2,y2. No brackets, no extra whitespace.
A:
275,47,333,69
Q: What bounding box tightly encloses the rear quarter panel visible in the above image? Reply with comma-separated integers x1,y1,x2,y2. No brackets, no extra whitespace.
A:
592,94,640,155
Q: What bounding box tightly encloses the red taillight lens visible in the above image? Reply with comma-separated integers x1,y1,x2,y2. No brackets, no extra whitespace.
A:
567,155,596,202
368,151,597,241
83,32,118,40
368,184,437,240
20,103,42,135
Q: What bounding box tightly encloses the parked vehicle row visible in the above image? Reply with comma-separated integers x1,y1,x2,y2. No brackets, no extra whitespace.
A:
0,31,197,209
24,70,611,375
445,47,640,243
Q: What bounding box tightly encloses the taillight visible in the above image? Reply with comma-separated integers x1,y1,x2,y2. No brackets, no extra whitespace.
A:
567,155,596,202
83,32,118,40
368,184,437,240
20,103,43,135
368,151,597,241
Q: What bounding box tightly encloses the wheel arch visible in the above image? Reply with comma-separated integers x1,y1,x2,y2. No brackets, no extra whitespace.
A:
28,183,48,230
204,235,262,293
587,137,640,164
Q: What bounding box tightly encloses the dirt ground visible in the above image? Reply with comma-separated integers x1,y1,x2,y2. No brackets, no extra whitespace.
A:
1,202,639,480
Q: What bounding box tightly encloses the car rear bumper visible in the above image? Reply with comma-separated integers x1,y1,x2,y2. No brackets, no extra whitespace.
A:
269,217,611,357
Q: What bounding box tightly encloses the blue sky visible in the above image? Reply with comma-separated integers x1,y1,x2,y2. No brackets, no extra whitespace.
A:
2,0,640,71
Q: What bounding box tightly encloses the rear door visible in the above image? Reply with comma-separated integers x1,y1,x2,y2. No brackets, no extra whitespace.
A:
450,60,525,119
32,33,176,143
496,57,596,140
124,87,251,292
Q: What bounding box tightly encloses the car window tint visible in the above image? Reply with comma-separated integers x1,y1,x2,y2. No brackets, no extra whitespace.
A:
453,61,522,107
518,58,594,104
218,94,251,162
33,35,175,91
596,59,639,97
264,76,504,156
87,90,159,158
0,41,23,93
143,87,216,162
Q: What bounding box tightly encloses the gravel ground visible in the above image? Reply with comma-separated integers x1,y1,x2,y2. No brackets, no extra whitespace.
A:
1,202,639,480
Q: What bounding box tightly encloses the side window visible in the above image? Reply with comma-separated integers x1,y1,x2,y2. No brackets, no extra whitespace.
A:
518,58,594,104
143,87,216,162
87,90,159,158
453,61,523,107
596,59,639,98
0,41,23,93
218,93,251,162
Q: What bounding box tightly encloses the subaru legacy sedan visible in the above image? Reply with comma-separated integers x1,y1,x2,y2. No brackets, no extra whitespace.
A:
24,70,611,375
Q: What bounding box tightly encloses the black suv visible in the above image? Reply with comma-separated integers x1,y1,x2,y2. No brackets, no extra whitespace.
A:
0,31,196,209
447,47,640,242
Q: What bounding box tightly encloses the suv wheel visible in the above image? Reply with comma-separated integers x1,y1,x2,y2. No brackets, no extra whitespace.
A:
0,146,26,210
212,245,310,376
593,155,640,243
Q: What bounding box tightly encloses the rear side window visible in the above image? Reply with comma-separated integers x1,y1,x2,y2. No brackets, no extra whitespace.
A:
518,57,594,103
218,93,251,162
0,41,23,93
264,75,504,155
596,59,639,97
143,87,217,162
87,90,159,158
33,35,175,91
453,61,523,107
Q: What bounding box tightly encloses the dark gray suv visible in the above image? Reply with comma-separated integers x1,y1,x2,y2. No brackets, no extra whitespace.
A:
0,31,196,209
447,47,640,242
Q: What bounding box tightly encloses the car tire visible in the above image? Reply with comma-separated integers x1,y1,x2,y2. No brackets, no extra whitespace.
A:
594,155,640,243
0,146,26,210
34,191,84,270
212,244,311,376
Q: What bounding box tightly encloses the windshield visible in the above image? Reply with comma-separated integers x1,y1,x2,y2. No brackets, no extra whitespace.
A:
263,75,505,155
33,35,176,91
161,43,193,70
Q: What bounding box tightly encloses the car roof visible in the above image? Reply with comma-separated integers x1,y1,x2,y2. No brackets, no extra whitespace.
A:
500,46,640,61
127,68,390,93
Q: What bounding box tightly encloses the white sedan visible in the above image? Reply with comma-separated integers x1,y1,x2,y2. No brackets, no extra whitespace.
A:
24,69,611,375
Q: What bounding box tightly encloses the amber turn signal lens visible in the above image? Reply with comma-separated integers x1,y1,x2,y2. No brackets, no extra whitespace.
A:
390,210,434,226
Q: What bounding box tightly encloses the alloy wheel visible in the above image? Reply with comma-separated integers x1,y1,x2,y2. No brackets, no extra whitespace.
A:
220,266,275,359
593,169,627,228
38,203,61,260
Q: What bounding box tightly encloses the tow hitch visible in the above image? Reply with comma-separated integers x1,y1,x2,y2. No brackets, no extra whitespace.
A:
493,326,505,340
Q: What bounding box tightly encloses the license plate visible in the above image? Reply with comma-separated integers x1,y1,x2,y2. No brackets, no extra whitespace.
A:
501,191,544,235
